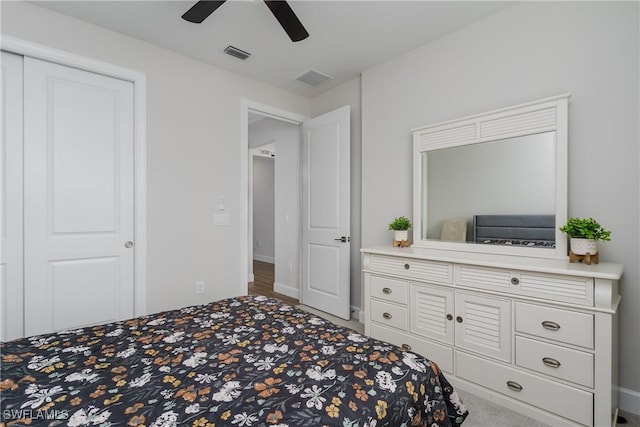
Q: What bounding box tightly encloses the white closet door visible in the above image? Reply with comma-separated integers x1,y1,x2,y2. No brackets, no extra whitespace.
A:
1,51,25,341
24,57,135,336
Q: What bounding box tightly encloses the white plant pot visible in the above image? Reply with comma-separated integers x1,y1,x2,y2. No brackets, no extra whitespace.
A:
393,230,409,242
570,238,598,255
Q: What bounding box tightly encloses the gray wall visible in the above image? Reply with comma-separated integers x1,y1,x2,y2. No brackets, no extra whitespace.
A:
361,1,639,410
252,156,275,262
1,1,311,313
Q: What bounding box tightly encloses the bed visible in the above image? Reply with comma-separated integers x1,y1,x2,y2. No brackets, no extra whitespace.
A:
473,214,556,247
1,295,468,426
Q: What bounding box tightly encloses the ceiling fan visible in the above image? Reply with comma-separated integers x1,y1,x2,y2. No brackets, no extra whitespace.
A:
182,0,309,42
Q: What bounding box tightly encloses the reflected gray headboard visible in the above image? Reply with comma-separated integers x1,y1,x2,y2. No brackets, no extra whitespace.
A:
473,215,555,248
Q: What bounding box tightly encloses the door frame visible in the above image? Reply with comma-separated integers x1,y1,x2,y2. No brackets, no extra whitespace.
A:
240,100,307,296
1,35,148,316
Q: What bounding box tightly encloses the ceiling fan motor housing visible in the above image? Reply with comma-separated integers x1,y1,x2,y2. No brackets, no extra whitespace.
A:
182,0,309,42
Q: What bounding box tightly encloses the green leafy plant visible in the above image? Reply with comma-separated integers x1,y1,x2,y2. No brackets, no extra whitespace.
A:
559,217,611,241
388,216,413,231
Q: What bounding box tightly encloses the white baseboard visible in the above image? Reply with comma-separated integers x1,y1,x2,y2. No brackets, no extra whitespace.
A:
619,386,640,416
274,282,299,299
276,289,360,323
253,255,275,264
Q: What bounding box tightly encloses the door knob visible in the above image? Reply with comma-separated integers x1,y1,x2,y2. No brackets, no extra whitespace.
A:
334,236,350,243
125,241,134,248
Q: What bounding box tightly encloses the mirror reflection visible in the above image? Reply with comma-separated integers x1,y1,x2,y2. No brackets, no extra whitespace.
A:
423,132,556,247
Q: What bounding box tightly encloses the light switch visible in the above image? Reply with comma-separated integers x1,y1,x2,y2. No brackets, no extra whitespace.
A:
219,196,225,211
214,213,230,225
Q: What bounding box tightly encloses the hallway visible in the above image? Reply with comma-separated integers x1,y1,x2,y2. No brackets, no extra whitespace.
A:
248,260,298,306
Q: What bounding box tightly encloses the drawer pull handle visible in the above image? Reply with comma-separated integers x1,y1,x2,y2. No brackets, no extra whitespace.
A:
506,381,523,392
401,344,412,351
383,312,392,320
542,357,561,368
446,314,453,321
510,277,520,285
456,316,463,323
541,321,561,331
404,263,410,270
382,287,392,294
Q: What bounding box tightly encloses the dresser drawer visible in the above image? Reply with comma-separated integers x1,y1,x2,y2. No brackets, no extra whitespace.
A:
515,302,594,349
370,254,453,284
456,351,593,426
370,275,408,305
515,336,594,388
370,324,453,374
457,265,593,305
370,300,408,331
518,271,593,305
457,264,513,292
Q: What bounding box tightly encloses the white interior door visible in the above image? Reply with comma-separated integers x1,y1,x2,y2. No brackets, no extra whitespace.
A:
301,106,350,320
23,57,135,336
1,51,25,341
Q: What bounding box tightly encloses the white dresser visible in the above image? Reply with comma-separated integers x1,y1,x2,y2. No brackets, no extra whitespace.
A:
362,246,623,427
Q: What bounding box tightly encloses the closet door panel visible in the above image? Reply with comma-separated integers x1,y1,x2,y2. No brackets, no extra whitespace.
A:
0,51,25,341
23,57,135,336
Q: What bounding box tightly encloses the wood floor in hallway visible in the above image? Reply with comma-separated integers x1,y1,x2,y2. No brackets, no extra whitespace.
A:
248,260,299,306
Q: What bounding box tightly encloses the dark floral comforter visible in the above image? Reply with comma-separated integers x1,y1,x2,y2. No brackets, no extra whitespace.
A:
1,295,468,427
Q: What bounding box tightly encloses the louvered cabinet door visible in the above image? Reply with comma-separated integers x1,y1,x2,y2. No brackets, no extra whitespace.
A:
410,283,454,344
454,292,512,362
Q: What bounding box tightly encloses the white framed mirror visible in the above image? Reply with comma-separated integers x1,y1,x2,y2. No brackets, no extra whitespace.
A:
412,94,570,259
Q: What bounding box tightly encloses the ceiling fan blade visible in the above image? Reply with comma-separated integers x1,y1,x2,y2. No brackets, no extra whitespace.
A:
182,0,227,24
263,0,309,42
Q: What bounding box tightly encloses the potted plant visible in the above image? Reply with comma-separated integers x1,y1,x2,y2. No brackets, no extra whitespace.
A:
559,217,611,257
389,216,412,247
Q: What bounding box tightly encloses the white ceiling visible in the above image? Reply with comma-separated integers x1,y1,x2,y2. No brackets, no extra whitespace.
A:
32,1,515,98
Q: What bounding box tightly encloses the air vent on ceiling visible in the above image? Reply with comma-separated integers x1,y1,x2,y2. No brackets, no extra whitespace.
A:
295,69,333,87
224,45,251,60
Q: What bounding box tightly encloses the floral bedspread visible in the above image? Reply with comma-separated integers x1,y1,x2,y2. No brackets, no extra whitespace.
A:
1,295,468,427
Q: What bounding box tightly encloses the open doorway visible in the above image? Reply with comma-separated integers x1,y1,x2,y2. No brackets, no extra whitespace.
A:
241,101,352,320
246,111,301,306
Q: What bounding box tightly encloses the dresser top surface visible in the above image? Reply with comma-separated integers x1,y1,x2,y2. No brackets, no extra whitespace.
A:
361,246,623,280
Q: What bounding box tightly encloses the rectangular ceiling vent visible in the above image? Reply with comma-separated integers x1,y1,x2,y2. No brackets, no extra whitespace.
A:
224,45,251,60
295,69,333,87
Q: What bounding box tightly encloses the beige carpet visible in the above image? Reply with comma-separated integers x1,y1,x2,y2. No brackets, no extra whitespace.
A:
456,390,548,427
295,304,364,333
